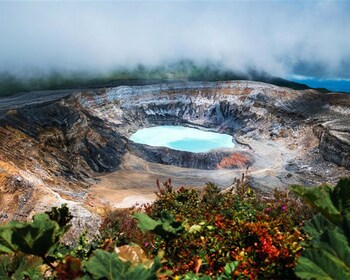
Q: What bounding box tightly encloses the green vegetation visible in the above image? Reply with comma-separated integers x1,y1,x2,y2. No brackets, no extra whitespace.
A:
0,177,349,279
0,60,312,97
291,178,350,279
140,179,310,279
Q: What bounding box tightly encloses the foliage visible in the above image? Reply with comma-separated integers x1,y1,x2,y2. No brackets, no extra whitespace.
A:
0,205,162,279
69,232,93,260
0,213,69,257
0,205,72,278
0,254,42,280
178,261,240,280
140,176,310,278
150,179,201,219
98,208,153,248
45,203,73,228
83,249,161,280
56,256,83,279
133,211,183,241
1,178,349,279
291,178,350,279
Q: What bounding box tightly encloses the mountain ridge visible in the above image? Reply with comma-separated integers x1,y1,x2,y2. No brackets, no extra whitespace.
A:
0,61,320,97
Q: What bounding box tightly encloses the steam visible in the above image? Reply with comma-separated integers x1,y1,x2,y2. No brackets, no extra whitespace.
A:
0,1,349,78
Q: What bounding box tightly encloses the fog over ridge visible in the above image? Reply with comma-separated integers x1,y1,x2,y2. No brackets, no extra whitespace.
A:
1,1,350,79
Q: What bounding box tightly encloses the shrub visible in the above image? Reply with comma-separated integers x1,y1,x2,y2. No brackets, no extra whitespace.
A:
0,205,161,279
2,177,348,279
139,177,310,278
99,208,153,248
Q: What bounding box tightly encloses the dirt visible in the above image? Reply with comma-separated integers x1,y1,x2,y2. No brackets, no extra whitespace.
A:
90,131,301,208
90,153,246,207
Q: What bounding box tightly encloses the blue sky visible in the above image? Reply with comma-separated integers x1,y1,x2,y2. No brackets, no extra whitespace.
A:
0,1,349,79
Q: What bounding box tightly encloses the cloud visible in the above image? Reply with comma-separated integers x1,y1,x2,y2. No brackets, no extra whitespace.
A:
0,1,349,78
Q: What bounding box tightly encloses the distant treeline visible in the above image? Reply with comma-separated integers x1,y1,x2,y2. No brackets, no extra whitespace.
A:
0,60,326,98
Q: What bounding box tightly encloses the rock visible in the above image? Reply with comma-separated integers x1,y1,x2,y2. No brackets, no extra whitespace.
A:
129,142,253,170
317,120,350,168
0,81,349,235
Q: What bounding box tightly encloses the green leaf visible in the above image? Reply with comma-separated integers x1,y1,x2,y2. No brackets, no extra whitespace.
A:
332,178,350,214
294,180,350,280
45,204,73,227
0,226,17,254
84,249,160,280
133,211,183,241
290,184,341,224
224,261,239,276
0,254,43,280
295,256,332,280
0,206,71,257
180,272,212,279
296,246,350,280
11,213,68,256
84,249,128,280
124,263,159,280
303,214,336,238
0,256,11,280
317,229,350,269
21,270,43,280
342,212,350,245
132,213,162,233
159,211,183,237
295,226,350,279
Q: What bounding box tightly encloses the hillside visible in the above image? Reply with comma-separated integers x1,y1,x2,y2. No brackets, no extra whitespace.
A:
0,81,349,237
0,61,315,98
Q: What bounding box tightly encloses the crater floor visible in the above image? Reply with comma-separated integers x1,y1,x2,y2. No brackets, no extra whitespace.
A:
0,81,349,235
90,125,311,207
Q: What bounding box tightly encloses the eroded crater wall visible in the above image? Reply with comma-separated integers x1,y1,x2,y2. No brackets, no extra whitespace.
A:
0,81,349,234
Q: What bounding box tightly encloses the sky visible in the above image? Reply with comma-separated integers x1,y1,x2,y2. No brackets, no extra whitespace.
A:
0,0,350,79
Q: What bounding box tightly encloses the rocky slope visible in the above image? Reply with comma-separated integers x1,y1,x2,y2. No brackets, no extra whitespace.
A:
0,81,349,236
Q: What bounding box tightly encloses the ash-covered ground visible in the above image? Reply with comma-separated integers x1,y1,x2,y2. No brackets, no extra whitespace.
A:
0,81,349,235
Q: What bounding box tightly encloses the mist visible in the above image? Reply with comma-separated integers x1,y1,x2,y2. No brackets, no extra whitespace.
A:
1,1,350,79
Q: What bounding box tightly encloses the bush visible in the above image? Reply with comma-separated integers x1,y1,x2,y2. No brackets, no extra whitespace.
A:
140,177,311,278
1,177,348,279
0,205,161,279
99,208,153,248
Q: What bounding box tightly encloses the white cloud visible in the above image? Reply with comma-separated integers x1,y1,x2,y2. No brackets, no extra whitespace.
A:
0,1,349,78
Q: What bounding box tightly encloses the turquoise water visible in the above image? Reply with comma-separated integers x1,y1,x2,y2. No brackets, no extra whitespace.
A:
130,126,235,153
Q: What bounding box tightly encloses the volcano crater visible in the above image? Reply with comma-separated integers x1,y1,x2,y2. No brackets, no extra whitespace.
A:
0,80,349,228
127,125,253,170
